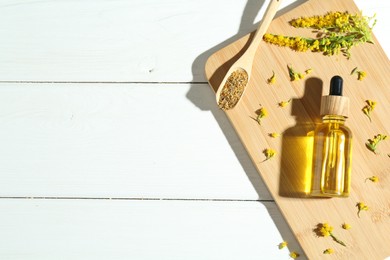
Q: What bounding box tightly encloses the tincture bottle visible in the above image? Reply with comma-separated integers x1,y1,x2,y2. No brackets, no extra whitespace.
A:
310,76,352,197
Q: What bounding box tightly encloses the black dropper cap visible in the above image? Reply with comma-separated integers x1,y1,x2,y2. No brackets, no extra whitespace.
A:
320,75,349,117
329,75,343,96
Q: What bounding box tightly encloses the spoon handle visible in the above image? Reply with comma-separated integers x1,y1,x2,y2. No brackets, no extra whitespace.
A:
245,0,282,59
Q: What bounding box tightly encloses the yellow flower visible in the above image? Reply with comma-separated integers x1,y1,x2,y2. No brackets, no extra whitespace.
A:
267,71,276,84
305,68,313,74
269,132,281,138
342,223,351,230
323,248,334,254
319,223,333,237
279,99,291,108
315,223,346,246
278,241,288,249
288,65,301,81
366,134,387,154
289,251,300,259
362,100,376,122
264,12,376,58
351,67,367,81
256,107,268,125
366,100,377,108
263,148,276,161
365,176,379,183
358,71,366,81
356,202,369,217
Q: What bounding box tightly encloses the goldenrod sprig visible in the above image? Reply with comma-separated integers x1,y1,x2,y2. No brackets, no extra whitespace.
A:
256,107,268,125
267,71,276,84
351,67,367,80
314,223,346,247
263,11,376,58
287,65,305,81
356,202,369,217
362,100,376,122
365,176,379,183
263,148,276,161
366,134,387,154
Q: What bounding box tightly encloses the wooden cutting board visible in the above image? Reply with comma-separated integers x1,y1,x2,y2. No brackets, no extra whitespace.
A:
205,0,390,258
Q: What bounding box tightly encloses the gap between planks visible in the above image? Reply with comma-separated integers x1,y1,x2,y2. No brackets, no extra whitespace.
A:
0,196,274,202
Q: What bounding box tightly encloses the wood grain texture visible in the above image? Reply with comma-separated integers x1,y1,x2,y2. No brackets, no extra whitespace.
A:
0,199,299,260
205,0,390,258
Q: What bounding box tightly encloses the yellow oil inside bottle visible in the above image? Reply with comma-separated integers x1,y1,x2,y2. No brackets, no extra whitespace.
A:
310,115,352,197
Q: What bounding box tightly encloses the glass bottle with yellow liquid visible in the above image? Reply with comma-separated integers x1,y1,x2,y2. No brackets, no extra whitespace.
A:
310,76,352,197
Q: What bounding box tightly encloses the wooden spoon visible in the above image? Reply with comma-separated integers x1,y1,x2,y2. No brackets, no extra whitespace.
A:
216,0,282,110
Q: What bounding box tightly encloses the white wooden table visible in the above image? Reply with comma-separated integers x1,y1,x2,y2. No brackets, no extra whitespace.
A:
0,0,388,259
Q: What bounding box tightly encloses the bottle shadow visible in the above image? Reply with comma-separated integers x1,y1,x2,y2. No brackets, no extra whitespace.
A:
186,0,309,257
279,77,323,198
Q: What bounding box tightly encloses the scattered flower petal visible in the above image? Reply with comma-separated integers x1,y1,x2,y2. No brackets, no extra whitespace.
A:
342,223,351,230
269,132,281,138
278,241,288,249
365,176,379,183
279,99,292,108
289,251,300,259
323,248,334,254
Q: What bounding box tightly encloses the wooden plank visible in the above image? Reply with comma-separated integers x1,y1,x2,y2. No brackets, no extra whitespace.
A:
0,83,272,200
0,199,303,259
205,0,390,258
0,0,387,82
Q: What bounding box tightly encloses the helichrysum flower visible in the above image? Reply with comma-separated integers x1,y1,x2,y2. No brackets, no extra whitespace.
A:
366,134,387,154
362,99,376,122
356,202,369,217
342,223,351,230
314,223,346,247
365,176,379,183
256,107,268,125
278,241,288,249
269,132,281,138
263,148,276,161
305,68,313,75
289,251,300,259
279,99,292,108
263,11,376,59
323,248,334,254
267,71,276,84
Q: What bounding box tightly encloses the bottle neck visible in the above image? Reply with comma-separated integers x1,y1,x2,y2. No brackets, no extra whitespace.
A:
322,115,346,124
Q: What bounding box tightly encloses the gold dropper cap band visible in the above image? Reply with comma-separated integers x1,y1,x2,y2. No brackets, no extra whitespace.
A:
320,95,349,118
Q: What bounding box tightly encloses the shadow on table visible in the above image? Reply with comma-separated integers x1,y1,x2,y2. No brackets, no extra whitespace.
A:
279,77,322,198
186,0,308,258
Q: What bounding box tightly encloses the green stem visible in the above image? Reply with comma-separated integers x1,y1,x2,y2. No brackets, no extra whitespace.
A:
330,233,346,247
